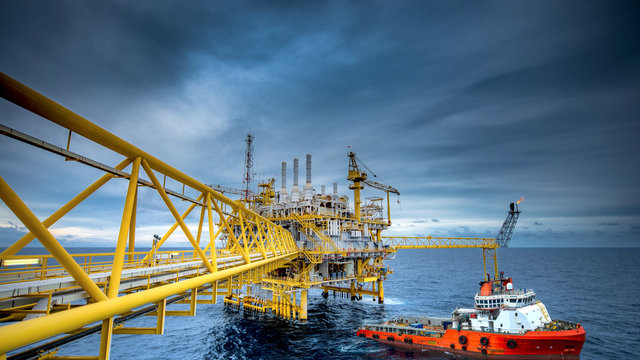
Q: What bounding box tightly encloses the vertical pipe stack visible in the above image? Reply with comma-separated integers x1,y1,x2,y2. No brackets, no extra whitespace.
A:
305,154,312,185
293,158,299,188
303,154,313,200
291,158,300,202
280,161,288,203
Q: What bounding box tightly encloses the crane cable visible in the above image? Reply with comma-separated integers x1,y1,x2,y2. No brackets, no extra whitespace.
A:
354,153,395,190
353,152,401,211
354,154,377,178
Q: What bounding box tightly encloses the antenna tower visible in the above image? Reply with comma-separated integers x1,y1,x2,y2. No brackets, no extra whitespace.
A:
243,133,255,200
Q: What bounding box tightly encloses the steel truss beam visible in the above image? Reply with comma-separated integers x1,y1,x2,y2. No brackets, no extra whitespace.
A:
0,124,203,206
0,72,299,358
382,236,499,249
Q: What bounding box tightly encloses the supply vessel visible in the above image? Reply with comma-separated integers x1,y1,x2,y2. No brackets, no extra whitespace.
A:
357,275,585,358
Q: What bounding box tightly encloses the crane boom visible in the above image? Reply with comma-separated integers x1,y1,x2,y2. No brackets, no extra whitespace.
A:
207,184,247,196
362,179,400,195
495,202,521,247
381,201,522,281
347,151,399,224
482,201,521,281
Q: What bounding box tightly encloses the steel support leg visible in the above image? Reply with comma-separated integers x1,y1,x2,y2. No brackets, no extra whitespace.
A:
98,317,114,360
127,186,137,262
300,290,308,321
189,288,197,316
156,299,166,334
205,194,219,270
482,248,488,281
108,157,141,298
195,203,206,246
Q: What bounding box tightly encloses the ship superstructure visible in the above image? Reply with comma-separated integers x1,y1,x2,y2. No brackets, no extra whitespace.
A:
462,274,551,334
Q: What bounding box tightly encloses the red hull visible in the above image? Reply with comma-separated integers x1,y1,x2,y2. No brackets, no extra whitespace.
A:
356,326,585,359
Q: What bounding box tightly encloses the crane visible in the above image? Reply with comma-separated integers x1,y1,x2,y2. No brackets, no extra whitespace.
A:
383,200,522,281
207,184,247,197
482,200,521,281
347,151,399,224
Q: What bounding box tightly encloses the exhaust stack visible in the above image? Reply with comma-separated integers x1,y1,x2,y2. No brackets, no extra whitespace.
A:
280,161,288,203
306,154,312,184
291,158,300,202
303,154,313,200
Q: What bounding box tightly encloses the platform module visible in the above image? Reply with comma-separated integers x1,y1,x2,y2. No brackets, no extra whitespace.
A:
219,152,398,321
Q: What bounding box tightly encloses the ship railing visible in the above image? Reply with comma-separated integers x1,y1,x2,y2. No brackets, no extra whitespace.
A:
365,324,445,337
475,289,535,298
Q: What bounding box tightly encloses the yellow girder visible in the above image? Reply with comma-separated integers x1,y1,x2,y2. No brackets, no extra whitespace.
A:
382,236,499,249
0,253,297,355
0,72,281,234
0,73,299,358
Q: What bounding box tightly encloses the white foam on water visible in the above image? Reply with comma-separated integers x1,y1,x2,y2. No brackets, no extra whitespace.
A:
381,297,404,305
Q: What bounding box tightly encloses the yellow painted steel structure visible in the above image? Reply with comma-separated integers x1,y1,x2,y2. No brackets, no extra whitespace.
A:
0,72,298,359
0,72,515,359
382,236,502,280
382,236,499,249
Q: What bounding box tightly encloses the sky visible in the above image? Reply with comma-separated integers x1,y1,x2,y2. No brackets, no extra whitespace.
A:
0,1,639,249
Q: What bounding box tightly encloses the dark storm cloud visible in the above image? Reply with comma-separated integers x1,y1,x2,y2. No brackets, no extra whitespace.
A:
1,2,199,96
0,2,351,100
1,1,639,247
4,2,392,89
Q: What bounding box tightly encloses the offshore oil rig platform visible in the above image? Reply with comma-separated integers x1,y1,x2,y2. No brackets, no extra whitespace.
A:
0,73,519,359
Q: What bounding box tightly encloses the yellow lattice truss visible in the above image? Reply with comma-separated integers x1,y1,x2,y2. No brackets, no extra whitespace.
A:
382,236,502,281
0,73,299,359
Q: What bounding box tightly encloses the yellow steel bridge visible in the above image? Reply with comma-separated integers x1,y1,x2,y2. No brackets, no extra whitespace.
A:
0,73,518,359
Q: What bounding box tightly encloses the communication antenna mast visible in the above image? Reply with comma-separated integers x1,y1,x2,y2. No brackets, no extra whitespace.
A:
243,133,255,200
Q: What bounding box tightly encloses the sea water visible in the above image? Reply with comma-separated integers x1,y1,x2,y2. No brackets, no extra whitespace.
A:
5,247,640,359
